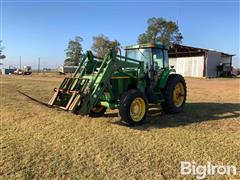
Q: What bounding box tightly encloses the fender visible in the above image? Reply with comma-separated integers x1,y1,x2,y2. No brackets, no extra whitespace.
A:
158,68,176,88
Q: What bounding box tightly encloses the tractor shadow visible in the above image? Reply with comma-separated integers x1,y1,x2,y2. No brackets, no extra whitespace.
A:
110,102,240,129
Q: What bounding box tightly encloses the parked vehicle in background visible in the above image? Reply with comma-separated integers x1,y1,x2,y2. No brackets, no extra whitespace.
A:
13,66,32,75
57,66,78,75
216,63,233,77
14,69,23,75
23,66,32,75
1,68,17,75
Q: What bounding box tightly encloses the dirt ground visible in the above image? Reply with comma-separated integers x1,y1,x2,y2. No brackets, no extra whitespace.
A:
1,74,240,179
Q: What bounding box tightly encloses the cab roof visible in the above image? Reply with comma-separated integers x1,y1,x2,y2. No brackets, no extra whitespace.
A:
124,43,168,50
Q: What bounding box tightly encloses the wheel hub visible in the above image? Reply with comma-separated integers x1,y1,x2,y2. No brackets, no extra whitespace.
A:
130,97,146,122
173,82,185,107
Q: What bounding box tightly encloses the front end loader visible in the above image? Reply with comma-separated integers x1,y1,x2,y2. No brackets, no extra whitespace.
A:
49,43,187,125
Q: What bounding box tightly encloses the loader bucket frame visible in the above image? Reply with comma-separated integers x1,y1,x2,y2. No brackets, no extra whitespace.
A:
48,49,144,114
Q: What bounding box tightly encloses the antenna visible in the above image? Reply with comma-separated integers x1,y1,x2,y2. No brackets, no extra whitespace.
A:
176,7,180,27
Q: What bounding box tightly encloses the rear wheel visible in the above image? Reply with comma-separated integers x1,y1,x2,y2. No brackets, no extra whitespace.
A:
119,89,148,126
161,74,187,114
89,105,107,117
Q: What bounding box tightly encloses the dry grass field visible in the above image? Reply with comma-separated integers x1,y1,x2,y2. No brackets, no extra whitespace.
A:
1,74,240,179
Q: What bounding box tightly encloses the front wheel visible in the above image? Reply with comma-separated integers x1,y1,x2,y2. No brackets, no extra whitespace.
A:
119,89,148,126
161,74,187,114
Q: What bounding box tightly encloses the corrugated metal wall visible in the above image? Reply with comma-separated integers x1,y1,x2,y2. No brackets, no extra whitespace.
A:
206,51,221,77
169,58,177,68
169,56,204,77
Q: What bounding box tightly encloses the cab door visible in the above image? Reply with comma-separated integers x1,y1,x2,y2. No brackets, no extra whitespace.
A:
152,48,165,82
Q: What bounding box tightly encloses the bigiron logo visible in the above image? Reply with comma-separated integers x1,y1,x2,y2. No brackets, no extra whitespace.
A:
180,161,237,179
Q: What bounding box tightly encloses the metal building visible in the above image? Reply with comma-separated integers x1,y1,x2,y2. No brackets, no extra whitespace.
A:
168,44,234,77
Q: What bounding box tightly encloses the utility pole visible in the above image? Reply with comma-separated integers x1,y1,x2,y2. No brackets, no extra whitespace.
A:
38,57,40,72
19,56,21,69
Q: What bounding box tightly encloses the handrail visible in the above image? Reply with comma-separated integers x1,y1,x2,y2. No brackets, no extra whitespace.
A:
116,55,142,64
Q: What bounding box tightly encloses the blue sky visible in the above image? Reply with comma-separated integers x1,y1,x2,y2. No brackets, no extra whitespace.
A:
1,0,239,69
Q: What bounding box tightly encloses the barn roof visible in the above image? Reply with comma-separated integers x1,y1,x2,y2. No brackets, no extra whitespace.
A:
168,44,235,58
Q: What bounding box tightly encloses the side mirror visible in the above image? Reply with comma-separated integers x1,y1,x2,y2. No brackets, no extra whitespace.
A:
170,65,174,69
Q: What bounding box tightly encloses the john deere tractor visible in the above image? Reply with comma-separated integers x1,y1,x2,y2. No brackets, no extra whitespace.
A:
49,43,186,125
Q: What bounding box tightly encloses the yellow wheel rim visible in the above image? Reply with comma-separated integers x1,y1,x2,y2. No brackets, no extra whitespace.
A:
173,82,185,107
130,97,146,122
91,105,104,113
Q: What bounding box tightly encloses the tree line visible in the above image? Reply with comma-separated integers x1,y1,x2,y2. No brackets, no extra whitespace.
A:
64,34,121,66
65,17,182,66
0,17,182,67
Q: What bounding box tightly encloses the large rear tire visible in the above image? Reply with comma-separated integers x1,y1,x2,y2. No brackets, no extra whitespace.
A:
119,89,148,126
161,74,187,114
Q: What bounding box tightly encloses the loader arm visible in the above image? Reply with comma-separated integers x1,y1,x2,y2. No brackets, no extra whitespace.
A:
48,49,143,115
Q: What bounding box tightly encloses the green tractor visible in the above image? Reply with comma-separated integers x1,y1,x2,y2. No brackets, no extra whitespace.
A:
49,43,187,125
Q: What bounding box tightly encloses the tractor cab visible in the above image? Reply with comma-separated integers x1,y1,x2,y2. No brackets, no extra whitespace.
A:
125,44,171,101
125,43,169,76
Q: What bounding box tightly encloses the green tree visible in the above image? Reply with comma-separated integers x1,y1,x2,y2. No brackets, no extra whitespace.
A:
0,40,6,60
64,36,83,66
91,34,121,58
138,17,183,46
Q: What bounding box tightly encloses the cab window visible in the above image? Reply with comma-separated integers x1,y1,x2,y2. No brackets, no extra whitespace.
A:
153,49,164,70
126,49,151,70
